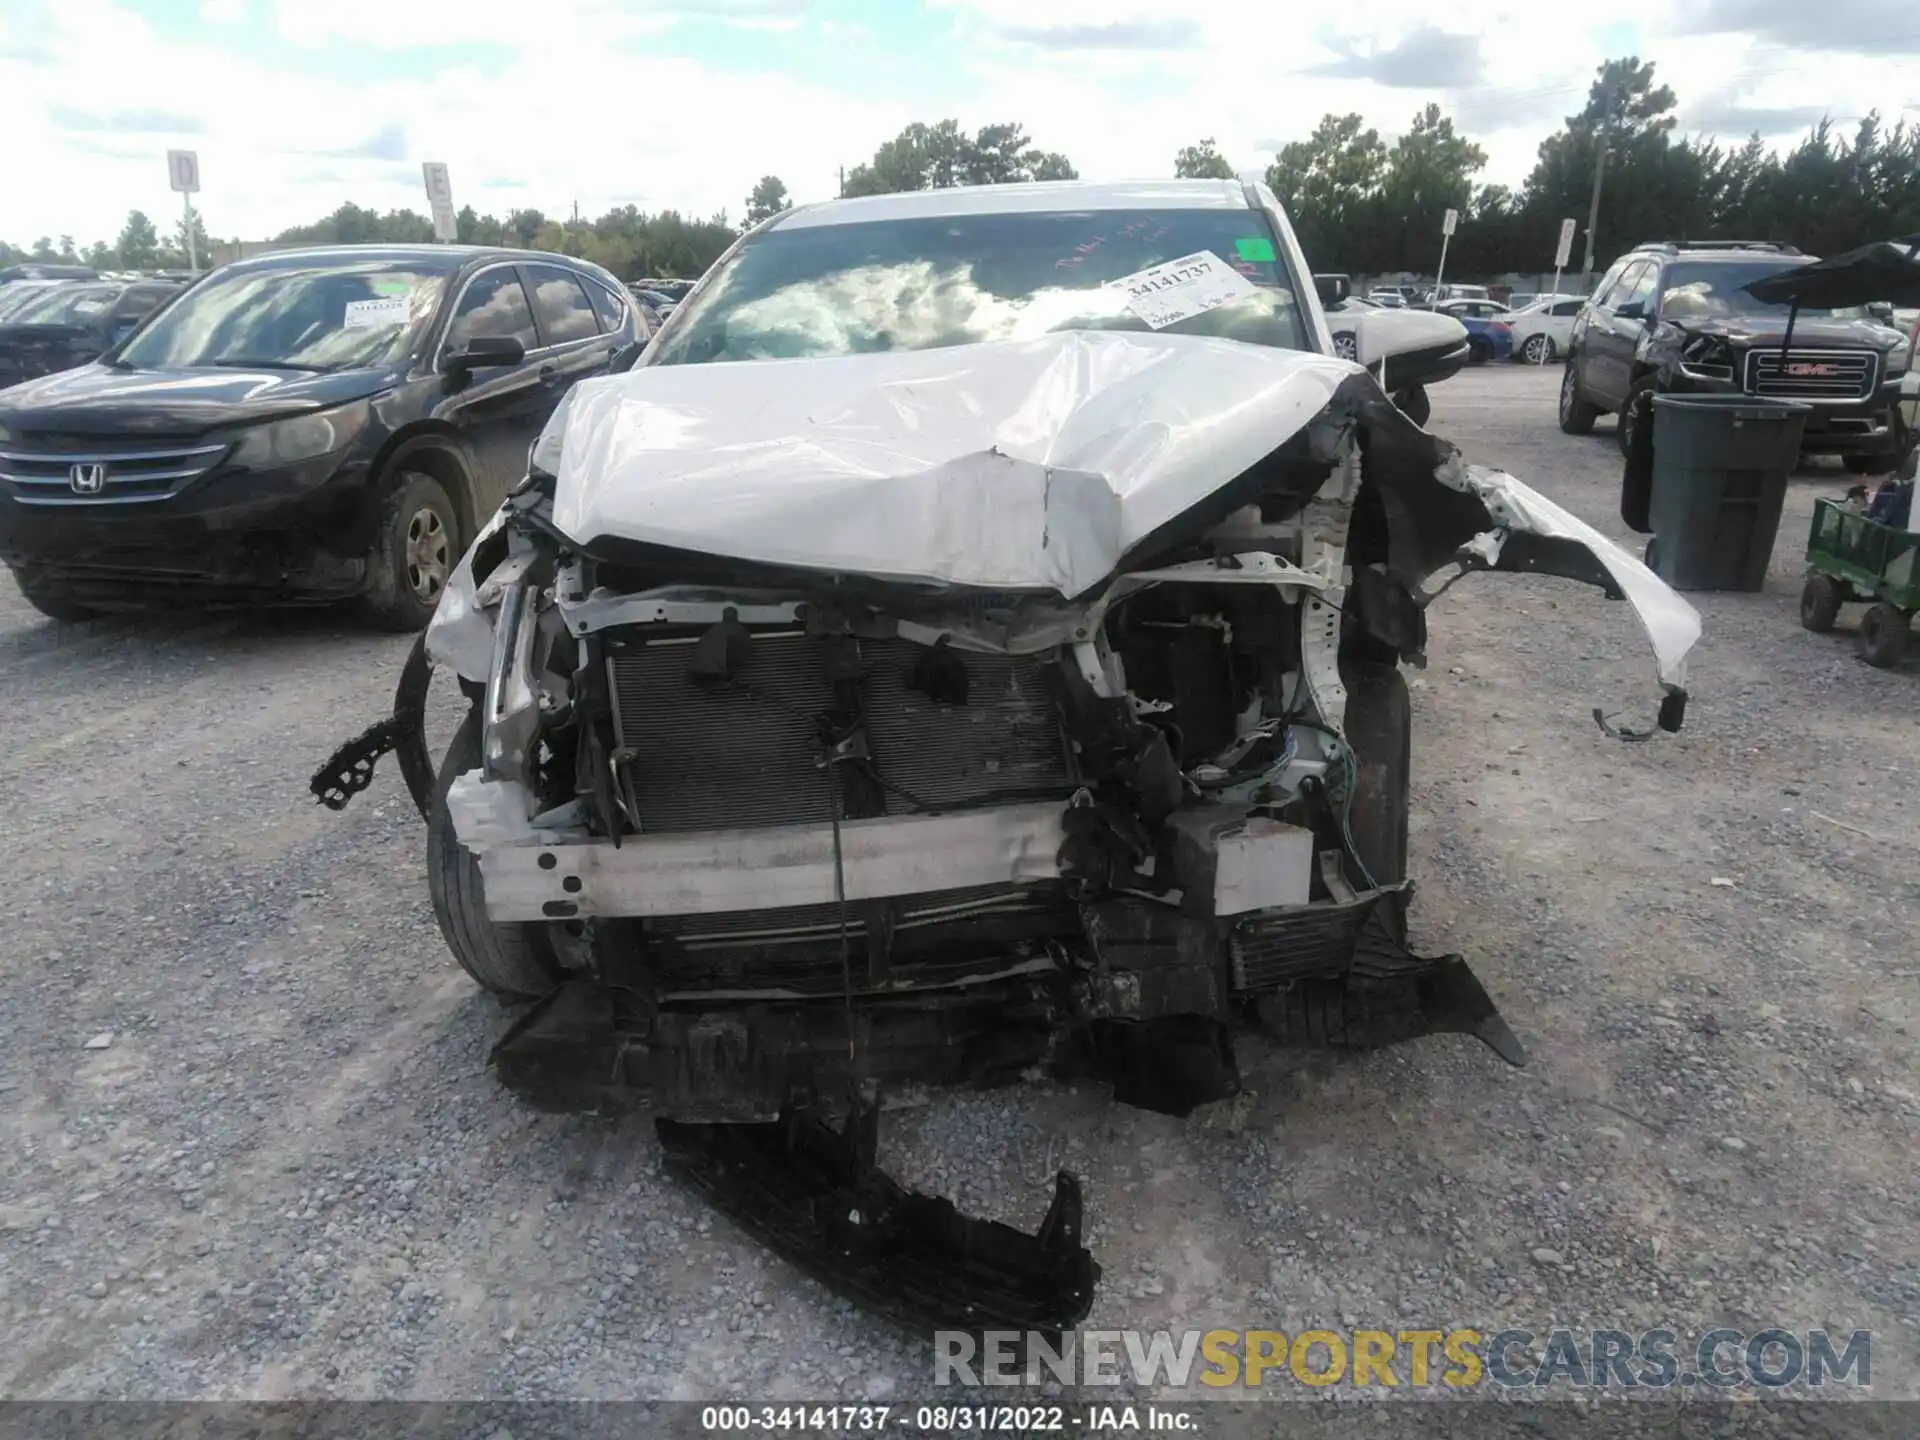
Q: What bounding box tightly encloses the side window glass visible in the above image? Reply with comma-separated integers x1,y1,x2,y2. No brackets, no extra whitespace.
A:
445,269,538,352
1592,261,1632,308
524,264,599,345
586,280,627,334
1551,300,1582,316
1622,262,1659,312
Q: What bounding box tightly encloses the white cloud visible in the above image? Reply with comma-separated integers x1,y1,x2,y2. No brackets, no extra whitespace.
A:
201,0,246,23
6,0,1919,250
5,0,903,244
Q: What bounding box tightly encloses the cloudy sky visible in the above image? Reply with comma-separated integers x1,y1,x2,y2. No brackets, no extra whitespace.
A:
2,0,1917,247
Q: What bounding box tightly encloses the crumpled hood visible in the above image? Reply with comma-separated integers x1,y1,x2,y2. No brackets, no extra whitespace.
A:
1670,314,1905,349
550,332,1351,598
519,330,1699,707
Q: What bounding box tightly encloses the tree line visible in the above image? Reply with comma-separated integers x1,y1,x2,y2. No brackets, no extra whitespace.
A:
8,64,1920,284
1244,58,1920,283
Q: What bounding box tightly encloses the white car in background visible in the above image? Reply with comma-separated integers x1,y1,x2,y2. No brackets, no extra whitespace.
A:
1505,295,1587,364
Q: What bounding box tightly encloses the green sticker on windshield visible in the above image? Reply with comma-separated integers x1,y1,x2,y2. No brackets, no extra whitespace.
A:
1235,237,1277,263
372,279,412,297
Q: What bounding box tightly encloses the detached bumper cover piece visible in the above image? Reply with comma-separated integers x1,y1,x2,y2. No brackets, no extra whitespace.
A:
660,1102,1099,1339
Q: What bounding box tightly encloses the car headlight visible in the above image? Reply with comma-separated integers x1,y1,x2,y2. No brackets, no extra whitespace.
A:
1677,334,1736,382
230,399,371,469
1883,337,1911,377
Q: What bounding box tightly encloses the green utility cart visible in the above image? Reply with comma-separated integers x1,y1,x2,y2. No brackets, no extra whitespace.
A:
1799,498,1917,667
1746,234,1920,669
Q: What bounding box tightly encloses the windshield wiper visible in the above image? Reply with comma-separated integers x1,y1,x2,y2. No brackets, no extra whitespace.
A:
208,358,340,374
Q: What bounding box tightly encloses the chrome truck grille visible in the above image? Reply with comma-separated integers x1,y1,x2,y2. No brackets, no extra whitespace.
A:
605,629,1079,834
1743,348,1877,402
0,438,229,506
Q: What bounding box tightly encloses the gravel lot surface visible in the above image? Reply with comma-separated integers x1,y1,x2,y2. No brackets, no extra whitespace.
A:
2,363,1916,1408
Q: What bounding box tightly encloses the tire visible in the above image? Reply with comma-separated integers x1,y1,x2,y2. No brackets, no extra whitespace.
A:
1558,361,1599,435
427,711,564,1000
1857,603,1911,669
355,469,461,633
1520,333,1555,365
11,570,98,623
1842,454,1892,476
1339,662,1412,890
1394,385,1432,427
1331,331,1358,362
1643,536,1660,572
1617,378,1655,458
1466,337,1489,366
1799,576,1844,633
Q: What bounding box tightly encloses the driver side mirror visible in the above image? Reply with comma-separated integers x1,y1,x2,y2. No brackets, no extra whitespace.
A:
1615,300,1647,322
438,335,526,376
1313,273,1351,307
1867,301,1896,323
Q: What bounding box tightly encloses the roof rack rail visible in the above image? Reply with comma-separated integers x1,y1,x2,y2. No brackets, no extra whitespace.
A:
1630,239,1803,256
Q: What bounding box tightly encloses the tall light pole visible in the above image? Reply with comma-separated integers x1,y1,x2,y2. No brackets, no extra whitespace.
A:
1580,137,1611,295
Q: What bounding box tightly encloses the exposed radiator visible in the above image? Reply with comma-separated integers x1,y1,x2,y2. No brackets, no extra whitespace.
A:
647,882,1074,996
606,629,1078,834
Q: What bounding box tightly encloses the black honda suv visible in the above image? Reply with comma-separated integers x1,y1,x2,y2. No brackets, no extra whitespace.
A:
1558,240,1912,473
0,245,642,627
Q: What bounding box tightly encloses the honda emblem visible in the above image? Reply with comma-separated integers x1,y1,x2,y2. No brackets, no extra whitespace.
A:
68,463,106,495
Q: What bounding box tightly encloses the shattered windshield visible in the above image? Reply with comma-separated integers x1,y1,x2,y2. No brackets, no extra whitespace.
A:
1659,261,1870,321
652,208,1309,364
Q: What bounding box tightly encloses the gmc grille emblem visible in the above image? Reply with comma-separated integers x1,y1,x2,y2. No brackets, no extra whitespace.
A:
1784,362,1839,377
68,463,107,495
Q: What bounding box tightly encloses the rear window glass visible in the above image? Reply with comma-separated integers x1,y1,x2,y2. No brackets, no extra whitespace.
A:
524,264,599,345
652,207,1307,365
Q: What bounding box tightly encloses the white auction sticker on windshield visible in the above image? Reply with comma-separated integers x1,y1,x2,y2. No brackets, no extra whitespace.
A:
1106,250,1256,329
343,296,411,329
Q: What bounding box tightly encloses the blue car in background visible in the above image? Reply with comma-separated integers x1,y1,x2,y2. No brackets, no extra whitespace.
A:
1430,298,1514,364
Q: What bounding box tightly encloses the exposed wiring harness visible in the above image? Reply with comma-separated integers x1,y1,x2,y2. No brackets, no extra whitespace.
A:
1331,741,1380,892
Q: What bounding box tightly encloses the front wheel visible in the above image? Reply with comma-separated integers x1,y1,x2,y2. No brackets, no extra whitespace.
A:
1842,454,1893,476
356,470,461,633
1331,331,1358,362
1800,575,1844,633
1617,380,1655,458
427,712,564,1000
1558,362,1599,435
1520,333,1555,365
1466,337,1489,366
1857,603,1912,669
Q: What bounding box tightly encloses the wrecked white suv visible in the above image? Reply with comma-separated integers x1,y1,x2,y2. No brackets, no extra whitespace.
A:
314,180,1701,1336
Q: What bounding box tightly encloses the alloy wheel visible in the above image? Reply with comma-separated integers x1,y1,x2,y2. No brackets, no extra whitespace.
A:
405,506,451,603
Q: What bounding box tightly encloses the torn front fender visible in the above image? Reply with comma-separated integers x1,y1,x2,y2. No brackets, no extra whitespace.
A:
1351,384,1701,729
424,507,516,685
1439,458,1701,702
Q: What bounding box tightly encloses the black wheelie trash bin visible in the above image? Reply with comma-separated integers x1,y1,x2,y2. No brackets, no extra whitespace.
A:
1639,394,1810,592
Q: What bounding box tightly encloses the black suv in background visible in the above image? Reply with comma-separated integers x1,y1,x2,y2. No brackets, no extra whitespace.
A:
0,277,185,387
0,245,641,627
1559,240,1912,473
